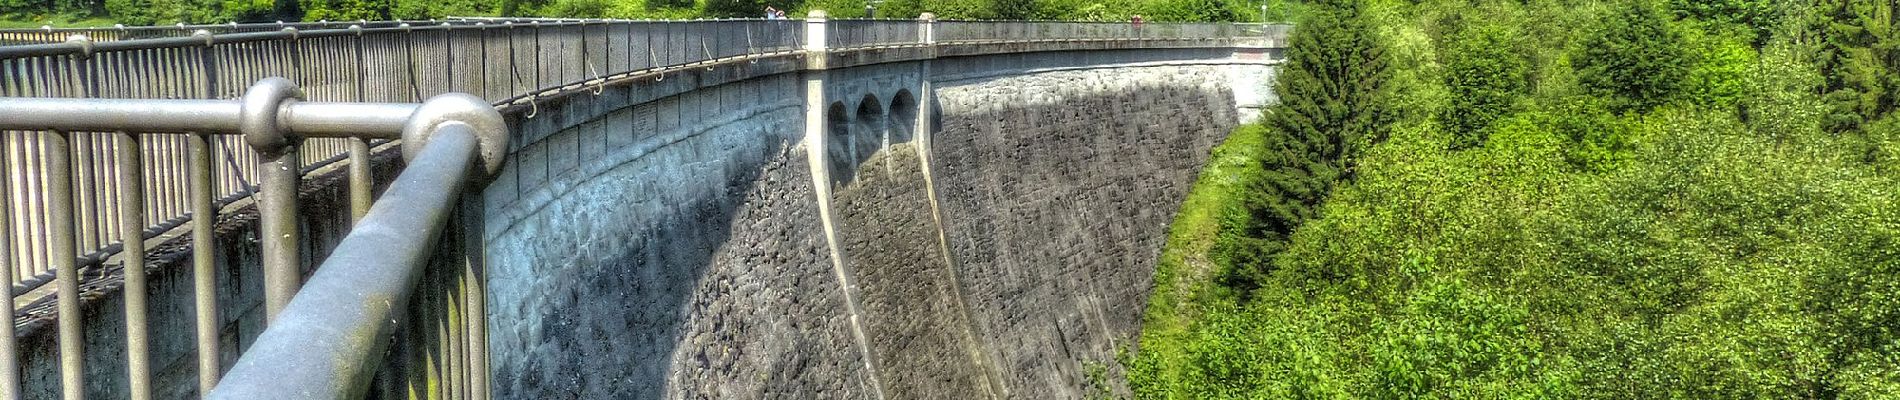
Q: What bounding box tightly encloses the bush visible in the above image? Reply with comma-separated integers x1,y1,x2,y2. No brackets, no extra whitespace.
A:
1439,19,1529,148
1741,41,1826,145
1574,0,1690,114
1679,25,1757,110
1666,0,1783,44
1545,99,1637,172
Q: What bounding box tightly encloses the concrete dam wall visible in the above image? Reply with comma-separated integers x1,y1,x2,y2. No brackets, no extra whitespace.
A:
480,48,1265,398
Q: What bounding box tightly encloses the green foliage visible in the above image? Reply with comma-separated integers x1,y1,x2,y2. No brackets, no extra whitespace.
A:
1218,0,1393,295
1439,18,1527,148
1678,24,1757,110
302,0,382,20
1811,0,1898,133
1742,41,1827,145
1666,0,1783,43
1130,124,1276,400
1136,0,1900,398
1574,0,1690,114
1137,0,1240,22
1369,275,1577,398
1549,98,1638,172
991,0,1035,19
701,0,800,18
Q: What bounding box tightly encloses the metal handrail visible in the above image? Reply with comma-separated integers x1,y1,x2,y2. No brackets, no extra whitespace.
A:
209,117,486,399
0,80,506,400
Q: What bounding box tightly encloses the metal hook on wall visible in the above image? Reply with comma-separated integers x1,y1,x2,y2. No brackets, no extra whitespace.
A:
649,46,664,82
746,24,759,64
524,94,539,119
587,62,604,96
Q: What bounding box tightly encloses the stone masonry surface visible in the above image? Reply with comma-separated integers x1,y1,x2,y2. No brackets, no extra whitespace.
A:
485,75,874,399
483,57,1244,399
929,65,1236,398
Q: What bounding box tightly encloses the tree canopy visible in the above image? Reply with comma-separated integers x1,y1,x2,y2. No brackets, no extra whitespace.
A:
1131,0,1900,397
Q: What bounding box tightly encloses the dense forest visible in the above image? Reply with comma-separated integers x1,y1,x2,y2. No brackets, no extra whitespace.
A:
1131,0,1900,397
0,0,1277,28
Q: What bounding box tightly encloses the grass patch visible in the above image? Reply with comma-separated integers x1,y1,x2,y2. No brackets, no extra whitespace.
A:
1124,122,1267,391
0,15,120,29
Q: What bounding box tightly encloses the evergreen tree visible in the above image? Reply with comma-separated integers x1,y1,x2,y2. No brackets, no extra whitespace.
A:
1440,20,1528,148
1219,0,1392,295
991,0,1034,19
1575,0,1690,114
1813,0,1897,133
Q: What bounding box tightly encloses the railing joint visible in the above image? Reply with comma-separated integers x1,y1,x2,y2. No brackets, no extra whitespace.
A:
402,93,510,179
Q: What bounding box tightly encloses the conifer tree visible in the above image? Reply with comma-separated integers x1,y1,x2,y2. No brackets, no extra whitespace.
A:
1814,0,1898,133
1575,0,1689,114
1441,21,1527,148
1220,0,1391,294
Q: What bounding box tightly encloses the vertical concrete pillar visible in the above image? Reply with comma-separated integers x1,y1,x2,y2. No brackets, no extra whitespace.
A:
909,11,1013,398
801,10,889,399
919,13,936,45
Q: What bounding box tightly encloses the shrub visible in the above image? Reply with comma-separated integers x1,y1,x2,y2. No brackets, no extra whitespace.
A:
1440,19,1529,148
1574,0,1690,114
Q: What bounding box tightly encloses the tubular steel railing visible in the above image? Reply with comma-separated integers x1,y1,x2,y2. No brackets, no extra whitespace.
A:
0,15,1281,400
0,79,506,400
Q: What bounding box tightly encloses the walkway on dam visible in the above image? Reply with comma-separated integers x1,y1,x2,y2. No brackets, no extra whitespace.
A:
0,14,1286,399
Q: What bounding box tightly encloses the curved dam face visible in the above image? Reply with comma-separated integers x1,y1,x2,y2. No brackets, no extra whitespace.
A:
482,48,1261,398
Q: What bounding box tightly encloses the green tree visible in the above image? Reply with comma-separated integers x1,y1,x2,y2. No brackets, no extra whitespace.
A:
1666,0,1783,43
1219,0,1392,295
101,0,152,24
1140,0,1240,21
1574,0,1690,114
991,0,1034,19
1439,19,1528,149
1812,0,1898,133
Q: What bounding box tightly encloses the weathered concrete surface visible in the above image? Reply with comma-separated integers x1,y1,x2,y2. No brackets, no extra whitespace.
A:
832,140,1002,400
485,52,1247,399
929,65,1237,398
484,75,875,399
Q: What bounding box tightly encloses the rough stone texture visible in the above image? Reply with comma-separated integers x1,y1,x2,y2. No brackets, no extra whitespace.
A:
832,137,1002,399
485,75,874,399
485,56,1246,399
930,65,1236,399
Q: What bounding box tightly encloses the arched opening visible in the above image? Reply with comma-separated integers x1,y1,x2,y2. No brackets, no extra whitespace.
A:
854,94,885,168
826,101,854,187
889,90,918,145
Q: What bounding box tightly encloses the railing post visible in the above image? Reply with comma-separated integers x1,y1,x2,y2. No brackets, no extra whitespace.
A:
805,10,828,70
0,130,17,400
48,128,81,400
189,29,224,398
241,78,306,323
54,34,90,400
348,25,373,223
919,13,936,45
116,131,152,400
